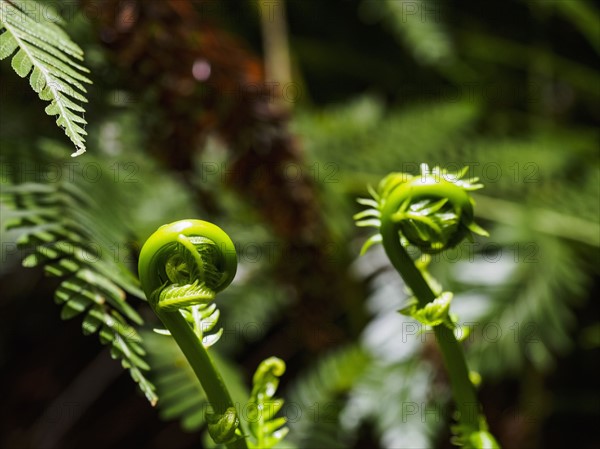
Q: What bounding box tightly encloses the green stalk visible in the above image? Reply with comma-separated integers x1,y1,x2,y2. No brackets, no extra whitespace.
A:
156,309,248,449
380,221,481,432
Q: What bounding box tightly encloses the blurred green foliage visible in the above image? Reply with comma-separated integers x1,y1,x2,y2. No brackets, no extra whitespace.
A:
1,1,598,448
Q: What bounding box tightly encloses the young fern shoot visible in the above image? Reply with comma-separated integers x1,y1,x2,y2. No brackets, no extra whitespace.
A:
355,164,500,449
138,220,288,449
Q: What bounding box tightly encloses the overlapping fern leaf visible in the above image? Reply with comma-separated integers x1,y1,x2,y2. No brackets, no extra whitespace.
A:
1,143,157,404
0,0,91,155
286,345,371,449
444,230,592,377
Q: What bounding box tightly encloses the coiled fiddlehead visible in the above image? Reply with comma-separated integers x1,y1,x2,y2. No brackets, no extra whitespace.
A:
139,220,247,449
356,164,488,256
355,164,488,322
355,165,500,449
139,219,237,310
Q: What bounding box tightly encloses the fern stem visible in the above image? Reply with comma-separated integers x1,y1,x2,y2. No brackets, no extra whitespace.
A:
380,220,482,432
156,309,248,449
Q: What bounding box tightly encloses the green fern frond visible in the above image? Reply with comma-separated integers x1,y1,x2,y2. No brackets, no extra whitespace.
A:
286,345,371,449
445,230,591,376
1,149,157,404
344,359,443,449
295,97,479,181
360,0,454,65
0,0,91,156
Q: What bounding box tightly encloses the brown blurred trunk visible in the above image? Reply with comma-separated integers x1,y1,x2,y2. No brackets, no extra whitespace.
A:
82,0,364,353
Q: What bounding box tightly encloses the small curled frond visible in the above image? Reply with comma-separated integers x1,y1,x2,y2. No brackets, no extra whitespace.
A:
138,220,238,312
246,357,289,449
355,164,488,255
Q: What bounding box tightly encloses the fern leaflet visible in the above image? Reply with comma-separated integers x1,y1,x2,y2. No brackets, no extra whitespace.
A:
0,0,91,156
1,146,157,404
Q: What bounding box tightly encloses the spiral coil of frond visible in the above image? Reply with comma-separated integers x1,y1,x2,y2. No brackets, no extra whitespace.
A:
355,164,488,255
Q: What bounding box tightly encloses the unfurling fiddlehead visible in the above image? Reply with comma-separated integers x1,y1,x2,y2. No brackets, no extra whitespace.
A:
139,220,288,449
139,219,237,310
139,219,246,449
355,165,499,449
355,164,488,256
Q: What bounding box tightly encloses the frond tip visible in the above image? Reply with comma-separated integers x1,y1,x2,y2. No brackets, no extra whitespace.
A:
0,0,91,156
247,357,289,449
